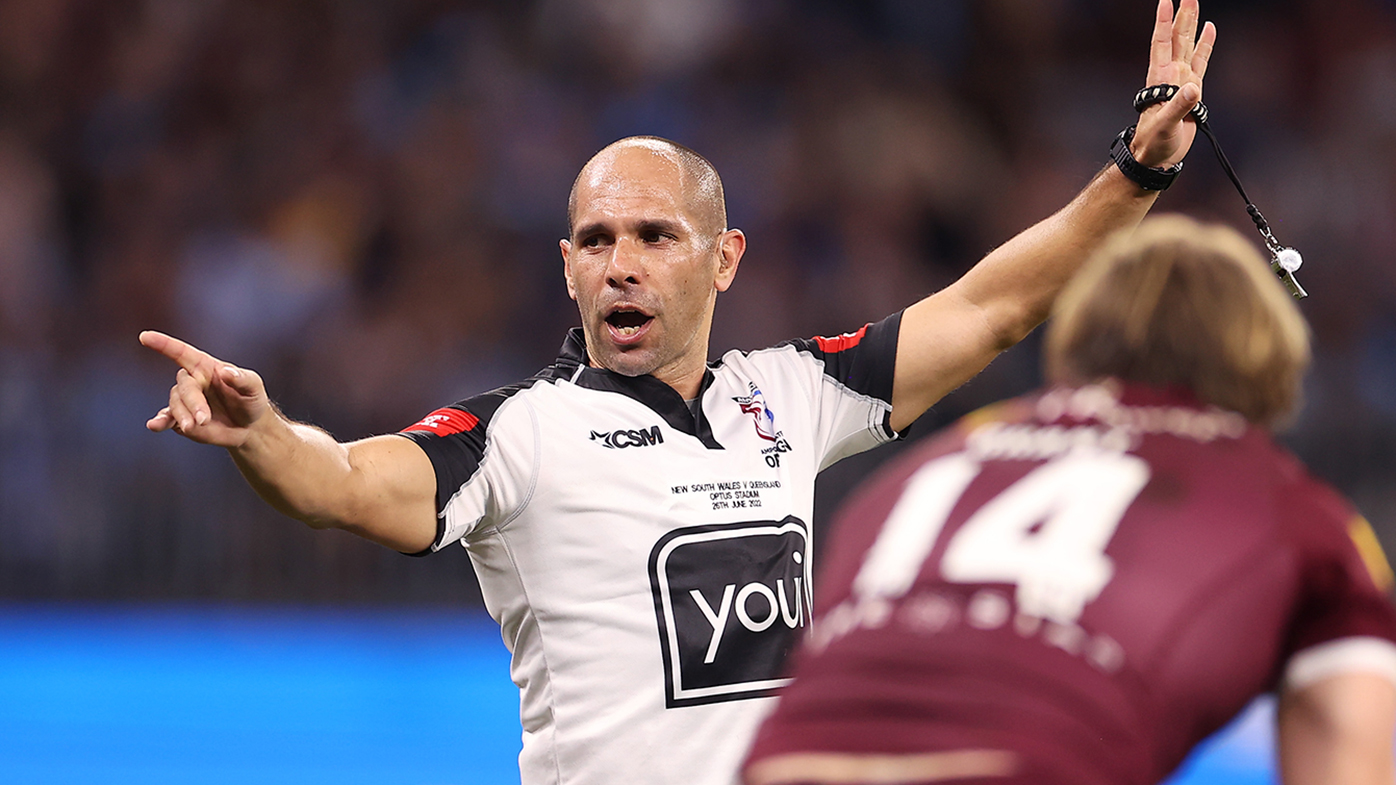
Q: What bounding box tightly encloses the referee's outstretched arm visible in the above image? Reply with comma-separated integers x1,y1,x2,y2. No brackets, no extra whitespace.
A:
139,329,440,554
887,0,1215,433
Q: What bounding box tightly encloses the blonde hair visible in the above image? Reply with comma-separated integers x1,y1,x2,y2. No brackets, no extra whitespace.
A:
1045,215,1311,427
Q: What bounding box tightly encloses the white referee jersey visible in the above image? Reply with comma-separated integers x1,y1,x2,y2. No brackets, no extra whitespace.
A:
399,314,901,785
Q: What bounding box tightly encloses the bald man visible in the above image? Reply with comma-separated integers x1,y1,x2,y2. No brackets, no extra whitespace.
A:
141,3,1217,783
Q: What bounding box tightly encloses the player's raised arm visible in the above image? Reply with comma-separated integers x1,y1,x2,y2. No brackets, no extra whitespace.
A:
139,330,439,554
887,0,1217,432
1278,672,1396,785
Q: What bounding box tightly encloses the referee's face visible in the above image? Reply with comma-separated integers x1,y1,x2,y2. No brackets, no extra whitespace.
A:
561,147,743,397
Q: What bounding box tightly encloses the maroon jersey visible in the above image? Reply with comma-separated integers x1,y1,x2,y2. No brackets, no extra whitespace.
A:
745,382,1396,785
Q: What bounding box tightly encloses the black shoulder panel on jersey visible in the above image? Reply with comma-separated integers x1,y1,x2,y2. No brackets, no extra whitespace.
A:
399,401,491,518
780,310,901,404
399,333,585,525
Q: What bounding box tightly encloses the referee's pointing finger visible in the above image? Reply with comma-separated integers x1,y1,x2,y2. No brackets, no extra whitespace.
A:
139,330,219,377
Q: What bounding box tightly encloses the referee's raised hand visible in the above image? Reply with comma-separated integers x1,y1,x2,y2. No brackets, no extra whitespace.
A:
140,330,270,448
1131,0,1218,170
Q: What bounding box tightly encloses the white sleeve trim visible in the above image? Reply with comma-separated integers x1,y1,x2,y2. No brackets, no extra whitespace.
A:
1283,636,1396,693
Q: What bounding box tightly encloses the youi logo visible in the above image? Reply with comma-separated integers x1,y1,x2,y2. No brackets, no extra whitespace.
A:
648,518,813,708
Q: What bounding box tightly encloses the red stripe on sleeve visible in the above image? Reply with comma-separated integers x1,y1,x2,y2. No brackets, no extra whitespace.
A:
402,407,479,436
814,324,870,353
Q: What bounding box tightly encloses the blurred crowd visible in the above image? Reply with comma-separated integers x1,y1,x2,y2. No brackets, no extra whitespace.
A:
1,0,1394,604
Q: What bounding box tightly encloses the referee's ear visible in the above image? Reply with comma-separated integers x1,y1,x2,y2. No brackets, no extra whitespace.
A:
715,229,745,293
560,238,577,300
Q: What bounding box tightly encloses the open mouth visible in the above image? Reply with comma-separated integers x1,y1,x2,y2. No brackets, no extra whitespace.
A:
605,309,654,338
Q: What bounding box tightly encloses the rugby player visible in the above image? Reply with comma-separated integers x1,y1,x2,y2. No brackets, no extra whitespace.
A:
742,215,1396,785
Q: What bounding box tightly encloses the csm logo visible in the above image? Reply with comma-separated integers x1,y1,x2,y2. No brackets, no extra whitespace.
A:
648,517,813,708
590,425,664,449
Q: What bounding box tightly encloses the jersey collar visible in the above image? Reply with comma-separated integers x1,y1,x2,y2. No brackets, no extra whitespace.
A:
560,329,724,450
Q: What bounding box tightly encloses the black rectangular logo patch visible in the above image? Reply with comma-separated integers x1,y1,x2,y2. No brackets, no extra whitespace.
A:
648,517,813,708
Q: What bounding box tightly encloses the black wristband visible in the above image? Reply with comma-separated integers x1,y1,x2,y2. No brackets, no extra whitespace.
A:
1110,125,1181,191
1133,83,1209,124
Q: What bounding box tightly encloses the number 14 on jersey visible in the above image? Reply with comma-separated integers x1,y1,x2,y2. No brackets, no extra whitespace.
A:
852,450,1151,625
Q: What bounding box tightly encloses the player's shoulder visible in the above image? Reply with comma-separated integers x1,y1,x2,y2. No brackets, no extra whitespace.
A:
857,395,1039,491
1243,435,1394,586
954,396,1038,433
1255,436,1353,525
920,393,1045,453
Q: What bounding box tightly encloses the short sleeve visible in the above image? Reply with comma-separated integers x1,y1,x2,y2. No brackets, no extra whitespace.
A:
396,388,536,553
778,311,902,469
1281,477,1396,691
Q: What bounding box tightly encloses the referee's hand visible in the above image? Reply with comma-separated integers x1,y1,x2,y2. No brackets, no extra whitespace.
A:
1131,0,1217,170
139,330,270,448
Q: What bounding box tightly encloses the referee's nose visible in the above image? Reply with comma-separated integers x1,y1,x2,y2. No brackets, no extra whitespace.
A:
605,236,646,288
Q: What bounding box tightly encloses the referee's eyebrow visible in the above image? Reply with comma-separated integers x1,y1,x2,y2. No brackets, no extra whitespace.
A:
572,218,684,241
572,221,609,241
635,219,683,237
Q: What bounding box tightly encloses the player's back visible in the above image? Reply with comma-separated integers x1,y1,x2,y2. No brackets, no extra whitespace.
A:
745,382,1394,785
